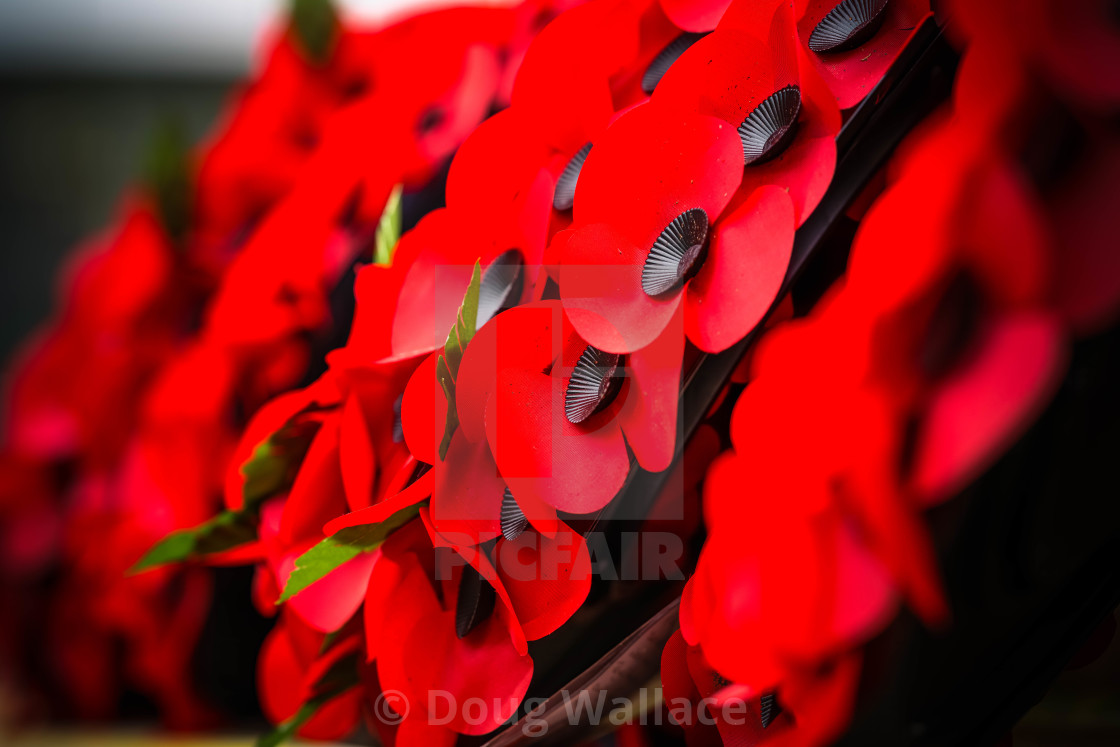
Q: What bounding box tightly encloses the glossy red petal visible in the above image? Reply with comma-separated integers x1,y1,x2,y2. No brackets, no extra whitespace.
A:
485,364,629,515
734,90,839,226
431,430,505,544
617,304,684,472
282,546,378,634
799,0,932,110
363,519,431,664
718,0,804,32
573,103,744,251
401,353,443,465
561,222,685,353
493,523,593,639
685,186,795,352
390,206,540,362
339,393,377,513
258,617,360,741
456,302,561,442
511,1,630,153
390,564,534,735
323,469,434,535
652,29,799,134
661,0,733,31
279,418,348,545
445,108,554,215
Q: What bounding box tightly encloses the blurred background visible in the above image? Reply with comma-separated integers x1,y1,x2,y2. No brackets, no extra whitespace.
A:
0,0,504,363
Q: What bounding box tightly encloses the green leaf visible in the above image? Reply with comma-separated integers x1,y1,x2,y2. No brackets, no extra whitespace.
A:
131,405,327,574
255,654,361,747
308,653,362,700
257,701,317,747
241,414,323,511
373,184,403,266
290,0,339,64
142,117,191,242
436,260,481,459
131,510,256,574
277,502,422,603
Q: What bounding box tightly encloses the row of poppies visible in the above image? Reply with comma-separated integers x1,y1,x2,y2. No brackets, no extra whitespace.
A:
212,0,945,744
0,0,573,726
664,0,1120,743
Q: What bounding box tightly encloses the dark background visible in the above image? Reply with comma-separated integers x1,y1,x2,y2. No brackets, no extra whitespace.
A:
0,75,228,364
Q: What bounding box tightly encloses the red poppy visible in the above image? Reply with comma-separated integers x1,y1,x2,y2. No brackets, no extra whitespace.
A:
661,629,793,745
195,32,342,263
948,38,1120,336
607,0,702,109
692,386,900,691
512,0,640,142
258,611,363,741
364,6,518,185
560,102,795,353
344,208,543,366
363,517,534,736
217,347,413,630
449,300,684,514
652,10,842,225
844,125,1068,503
422,504,593,644
789,0,932,110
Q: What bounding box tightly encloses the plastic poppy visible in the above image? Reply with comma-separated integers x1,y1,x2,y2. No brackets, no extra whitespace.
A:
361,517,534,737
663,627,864,747
661,629,793,744
652,9,842,225
344,205,544,366
844,123,1068,503
560,102,795,353
791,0,932,110
690,378,903,692
447,300,684,515
258,611,363,742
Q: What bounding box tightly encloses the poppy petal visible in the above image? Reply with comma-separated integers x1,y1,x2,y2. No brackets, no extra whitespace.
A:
914,313,1067,503
798,0,932,110
485,365,629,515
573,103,744,252
685,186,795,352
431,430,505,544
561,222,685,353
617,305,685,472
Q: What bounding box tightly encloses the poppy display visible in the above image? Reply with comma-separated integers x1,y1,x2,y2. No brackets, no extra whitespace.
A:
2,0,1116,745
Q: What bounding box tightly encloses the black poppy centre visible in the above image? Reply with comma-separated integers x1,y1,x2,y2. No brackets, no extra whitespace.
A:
564,345,626,425
476,249,526,328
642,32,709,94
642,208,710,297
808,0,890,54
553,142,593,211
740,85,802,166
